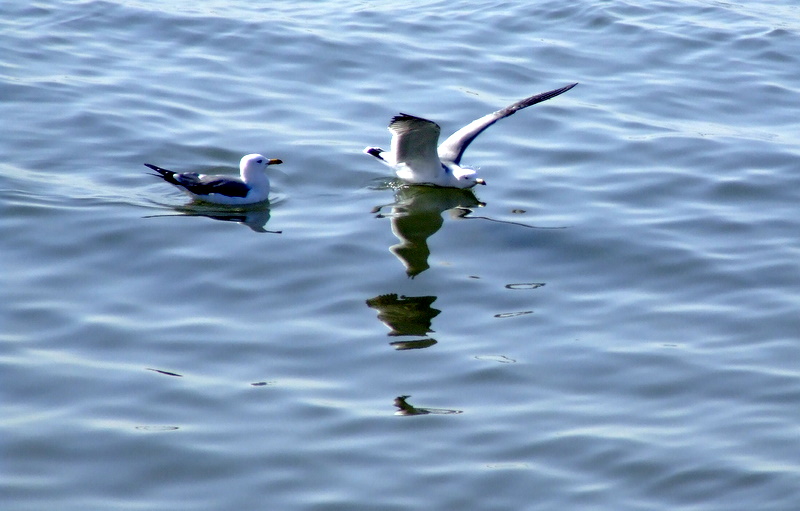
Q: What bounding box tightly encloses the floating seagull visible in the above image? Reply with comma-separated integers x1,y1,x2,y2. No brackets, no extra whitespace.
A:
364,83,577,189
145,153,282,205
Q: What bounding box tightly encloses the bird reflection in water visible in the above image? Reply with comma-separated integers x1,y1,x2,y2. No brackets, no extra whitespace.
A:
372,185,484,277
145,204,281,233
366,293,440,350
393,395,462,416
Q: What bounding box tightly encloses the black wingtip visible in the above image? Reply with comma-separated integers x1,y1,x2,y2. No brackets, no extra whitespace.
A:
390,113,422,124
388,113,440,131
533,82,578,103
504,83,578,115
365,147,386,161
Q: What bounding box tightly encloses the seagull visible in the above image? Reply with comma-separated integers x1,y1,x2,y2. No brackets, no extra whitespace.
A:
364,83,577,188
145,153,282,205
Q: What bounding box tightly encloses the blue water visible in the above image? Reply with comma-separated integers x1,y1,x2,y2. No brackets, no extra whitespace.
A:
3,1,800,509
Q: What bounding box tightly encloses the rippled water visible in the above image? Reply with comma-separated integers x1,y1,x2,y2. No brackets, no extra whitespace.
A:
3,1,800,509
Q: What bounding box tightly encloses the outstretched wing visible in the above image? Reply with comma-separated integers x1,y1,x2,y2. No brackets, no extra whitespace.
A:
389,114,442,168
437,83,578,165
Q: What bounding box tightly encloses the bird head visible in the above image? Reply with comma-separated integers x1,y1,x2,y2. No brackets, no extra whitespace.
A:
240,153,282,172
454,168,486,188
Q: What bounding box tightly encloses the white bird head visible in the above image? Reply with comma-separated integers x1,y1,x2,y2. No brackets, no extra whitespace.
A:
451,166,487,188
240,153,282,172
239,153,282,182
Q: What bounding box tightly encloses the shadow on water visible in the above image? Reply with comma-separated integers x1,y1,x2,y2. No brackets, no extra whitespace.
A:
393,395,462,416
144,202,281,233
366,293,440,350
372,185,485,277
372,184,567,277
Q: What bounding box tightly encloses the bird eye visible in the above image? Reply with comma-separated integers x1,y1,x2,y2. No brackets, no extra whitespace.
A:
257,159,263,163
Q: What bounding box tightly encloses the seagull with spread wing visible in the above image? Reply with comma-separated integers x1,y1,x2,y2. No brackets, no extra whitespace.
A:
364,83,577,188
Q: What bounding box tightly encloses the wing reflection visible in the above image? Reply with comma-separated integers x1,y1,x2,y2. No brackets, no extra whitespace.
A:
366,293,440,336
373,186,484,277
366,293,441,350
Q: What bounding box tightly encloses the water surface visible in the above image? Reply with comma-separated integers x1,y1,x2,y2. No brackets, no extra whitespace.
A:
3,1,800,509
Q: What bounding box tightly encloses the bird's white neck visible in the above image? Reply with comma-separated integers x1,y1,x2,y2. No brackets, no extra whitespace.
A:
240,166,268,187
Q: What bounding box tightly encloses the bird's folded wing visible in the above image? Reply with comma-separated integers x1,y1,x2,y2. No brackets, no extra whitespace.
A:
176,174,251,198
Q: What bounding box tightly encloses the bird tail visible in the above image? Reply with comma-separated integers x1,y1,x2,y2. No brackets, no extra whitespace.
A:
144,163,179,184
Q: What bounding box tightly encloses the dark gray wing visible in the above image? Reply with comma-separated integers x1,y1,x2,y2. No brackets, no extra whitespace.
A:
175,174,251,198
146,164,250,198
437,83,578,164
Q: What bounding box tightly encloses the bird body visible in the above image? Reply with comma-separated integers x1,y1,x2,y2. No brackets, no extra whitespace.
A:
146,153,282,205
364,83,577,188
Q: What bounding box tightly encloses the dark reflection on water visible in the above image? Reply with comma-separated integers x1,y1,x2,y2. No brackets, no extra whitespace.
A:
366,293,440,337
144,203,280,233
474,355,517,363
393,395,463,416
493,311,534,318
389,338,438,350
373,185,562,276
373,186,483,277
146,368,183,377
367,293,441,349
